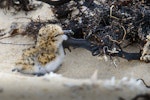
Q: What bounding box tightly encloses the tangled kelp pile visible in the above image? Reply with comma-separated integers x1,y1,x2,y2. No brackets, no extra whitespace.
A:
48,0,150,62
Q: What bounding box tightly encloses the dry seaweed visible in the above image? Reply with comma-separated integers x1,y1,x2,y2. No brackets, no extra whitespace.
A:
46,0,150,61
0,0,38,11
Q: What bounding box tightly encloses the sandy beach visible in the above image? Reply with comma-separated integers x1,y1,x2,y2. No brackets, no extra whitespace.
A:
0,35,149,100
0,0,149,99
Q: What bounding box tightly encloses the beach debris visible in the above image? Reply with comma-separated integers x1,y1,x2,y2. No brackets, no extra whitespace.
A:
46,0,150,62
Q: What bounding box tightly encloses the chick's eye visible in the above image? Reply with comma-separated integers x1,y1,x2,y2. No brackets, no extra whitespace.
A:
55,34,62,37
38,34,42,37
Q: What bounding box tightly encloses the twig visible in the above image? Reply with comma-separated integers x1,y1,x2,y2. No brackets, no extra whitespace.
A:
0,41,34,45
137,79,150,88
120,25,127,41
110,5,119,20
105,24,126,44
